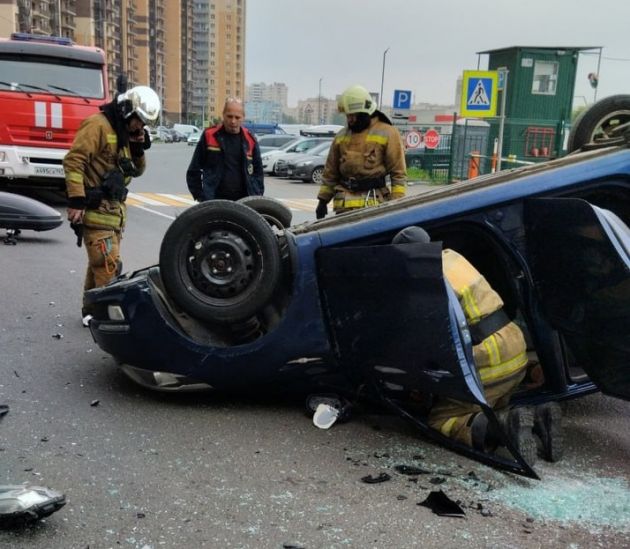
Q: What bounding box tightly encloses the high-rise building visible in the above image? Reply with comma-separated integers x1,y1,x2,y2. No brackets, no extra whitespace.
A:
244,82,288,123
192,0,246,124
0,0,76,40
1,0,245,126
246,82,288,108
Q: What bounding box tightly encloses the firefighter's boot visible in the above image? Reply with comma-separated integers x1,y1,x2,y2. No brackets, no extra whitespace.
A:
533,402,564,462
495,407,538,465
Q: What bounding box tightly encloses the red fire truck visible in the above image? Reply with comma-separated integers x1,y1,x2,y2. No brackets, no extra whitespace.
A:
0,33,110,190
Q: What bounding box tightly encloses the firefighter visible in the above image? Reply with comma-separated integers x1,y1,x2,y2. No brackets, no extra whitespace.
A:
315,85,406,219
64,85,161,325
392,226,563,464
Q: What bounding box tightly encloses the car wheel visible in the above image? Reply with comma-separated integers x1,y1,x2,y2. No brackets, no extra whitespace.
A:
159,200,282,324
237,196,292,229
311,167,324,185
568,94,630,152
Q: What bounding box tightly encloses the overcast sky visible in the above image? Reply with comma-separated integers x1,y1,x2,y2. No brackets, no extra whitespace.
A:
245,0,630,108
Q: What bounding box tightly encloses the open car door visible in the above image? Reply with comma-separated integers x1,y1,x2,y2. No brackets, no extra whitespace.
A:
316,241,538,478
525,197,630,400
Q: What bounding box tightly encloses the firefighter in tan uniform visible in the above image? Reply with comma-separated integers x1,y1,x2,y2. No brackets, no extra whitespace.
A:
316,85,406,219
392,227,563,464
63,86,161,324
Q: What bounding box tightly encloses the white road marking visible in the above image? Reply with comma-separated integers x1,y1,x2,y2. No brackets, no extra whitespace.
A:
132,204,176,220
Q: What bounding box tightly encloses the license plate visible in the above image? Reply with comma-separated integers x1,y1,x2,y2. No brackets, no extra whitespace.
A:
34,166,65,177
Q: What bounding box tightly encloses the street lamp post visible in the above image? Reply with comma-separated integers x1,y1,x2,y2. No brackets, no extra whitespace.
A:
379,47,390,110
318,77,323,124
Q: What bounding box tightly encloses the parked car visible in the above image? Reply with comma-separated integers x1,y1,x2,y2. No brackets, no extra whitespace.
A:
85,99,630,478
173,124,202,139
299,124,344,137
169,129,187,142
187,133,201,146
276,141,331,183
256,134,299,154
261,137,332,175
155,126,173,143
243,122,287,136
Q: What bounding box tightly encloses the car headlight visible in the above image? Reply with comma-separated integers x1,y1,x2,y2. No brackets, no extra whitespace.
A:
297,161,313,167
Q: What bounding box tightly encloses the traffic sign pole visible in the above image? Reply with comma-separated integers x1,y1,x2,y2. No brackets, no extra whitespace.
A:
496,69,508,171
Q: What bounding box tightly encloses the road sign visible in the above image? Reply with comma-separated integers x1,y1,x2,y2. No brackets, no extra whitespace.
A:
424,129,440,150
405,131,422,149
393,90,412,110
460,70,498,118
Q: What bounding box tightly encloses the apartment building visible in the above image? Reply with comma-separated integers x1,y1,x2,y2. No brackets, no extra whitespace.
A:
2,0,243,126
246,82,288,108
296,97,338,125
0,0,76,40
191,0,245,124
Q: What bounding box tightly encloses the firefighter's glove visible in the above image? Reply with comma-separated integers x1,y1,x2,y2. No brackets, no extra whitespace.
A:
70,222,84,248
316,200,328,220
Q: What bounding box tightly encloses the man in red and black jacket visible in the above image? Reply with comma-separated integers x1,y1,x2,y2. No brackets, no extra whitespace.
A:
186,98,264,201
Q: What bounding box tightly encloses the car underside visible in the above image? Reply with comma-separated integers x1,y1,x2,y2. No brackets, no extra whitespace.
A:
86,103,630,478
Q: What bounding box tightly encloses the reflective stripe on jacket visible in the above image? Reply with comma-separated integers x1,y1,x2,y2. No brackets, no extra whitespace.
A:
63,113,145,230
442,248,528,386
318,116,406,210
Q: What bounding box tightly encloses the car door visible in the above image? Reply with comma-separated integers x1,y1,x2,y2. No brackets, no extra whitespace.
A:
316,240,538,478
525,197,630,400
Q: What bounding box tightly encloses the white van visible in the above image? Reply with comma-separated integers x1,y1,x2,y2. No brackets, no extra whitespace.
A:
173,124,202,138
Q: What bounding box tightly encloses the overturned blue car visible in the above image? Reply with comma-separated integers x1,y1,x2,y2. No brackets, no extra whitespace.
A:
86,101,630,478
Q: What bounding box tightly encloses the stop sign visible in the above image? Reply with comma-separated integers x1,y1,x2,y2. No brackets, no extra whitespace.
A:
424,129,441,150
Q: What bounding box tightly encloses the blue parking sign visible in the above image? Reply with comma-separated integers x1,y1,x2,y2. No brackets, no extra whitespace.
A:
393,90,412,110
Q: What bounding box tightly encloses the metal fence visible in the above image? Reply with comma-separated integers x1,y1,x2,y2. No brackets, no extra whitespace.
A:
400,119,490,183
399,116,568,184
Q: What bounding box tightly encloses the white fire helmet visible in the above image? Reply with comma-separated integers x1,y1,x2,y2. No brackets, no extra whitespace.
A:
117,85,161,125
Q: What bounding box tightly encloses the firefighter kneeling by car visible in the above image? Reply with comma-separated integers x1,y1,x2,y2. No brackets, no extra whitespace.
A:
392,226,563,465
63,85,161,325
315,84,406,219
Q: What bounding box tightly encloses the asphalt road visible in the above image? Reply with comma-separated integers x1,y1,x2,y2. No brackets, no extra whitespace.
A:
1,143,629,548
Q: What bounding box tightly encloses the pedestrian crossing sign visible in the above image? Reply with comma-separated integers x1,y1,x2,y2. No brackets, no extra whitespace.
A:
460,70,498,117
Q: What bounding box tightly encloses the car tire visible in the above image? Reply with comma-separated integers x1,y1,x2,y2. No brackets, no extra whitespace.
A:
311,167,324,185
568,94,630,152
159,200,282,324
237,196,292,229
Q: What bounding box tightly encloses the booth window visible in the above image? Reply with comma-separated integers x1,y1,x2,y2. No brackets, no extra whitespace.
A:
532,61,558,95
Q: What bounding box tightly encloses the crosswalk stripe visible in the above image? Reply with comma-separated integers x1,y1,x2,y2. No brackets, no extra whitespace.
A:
158,193,196,205
126,192,164,206
125,193,317,212
143,192,194,206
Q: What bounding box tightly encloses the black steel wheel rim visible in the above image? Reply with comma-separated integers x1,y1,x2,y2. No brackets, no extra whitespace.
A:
184,222,260,301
